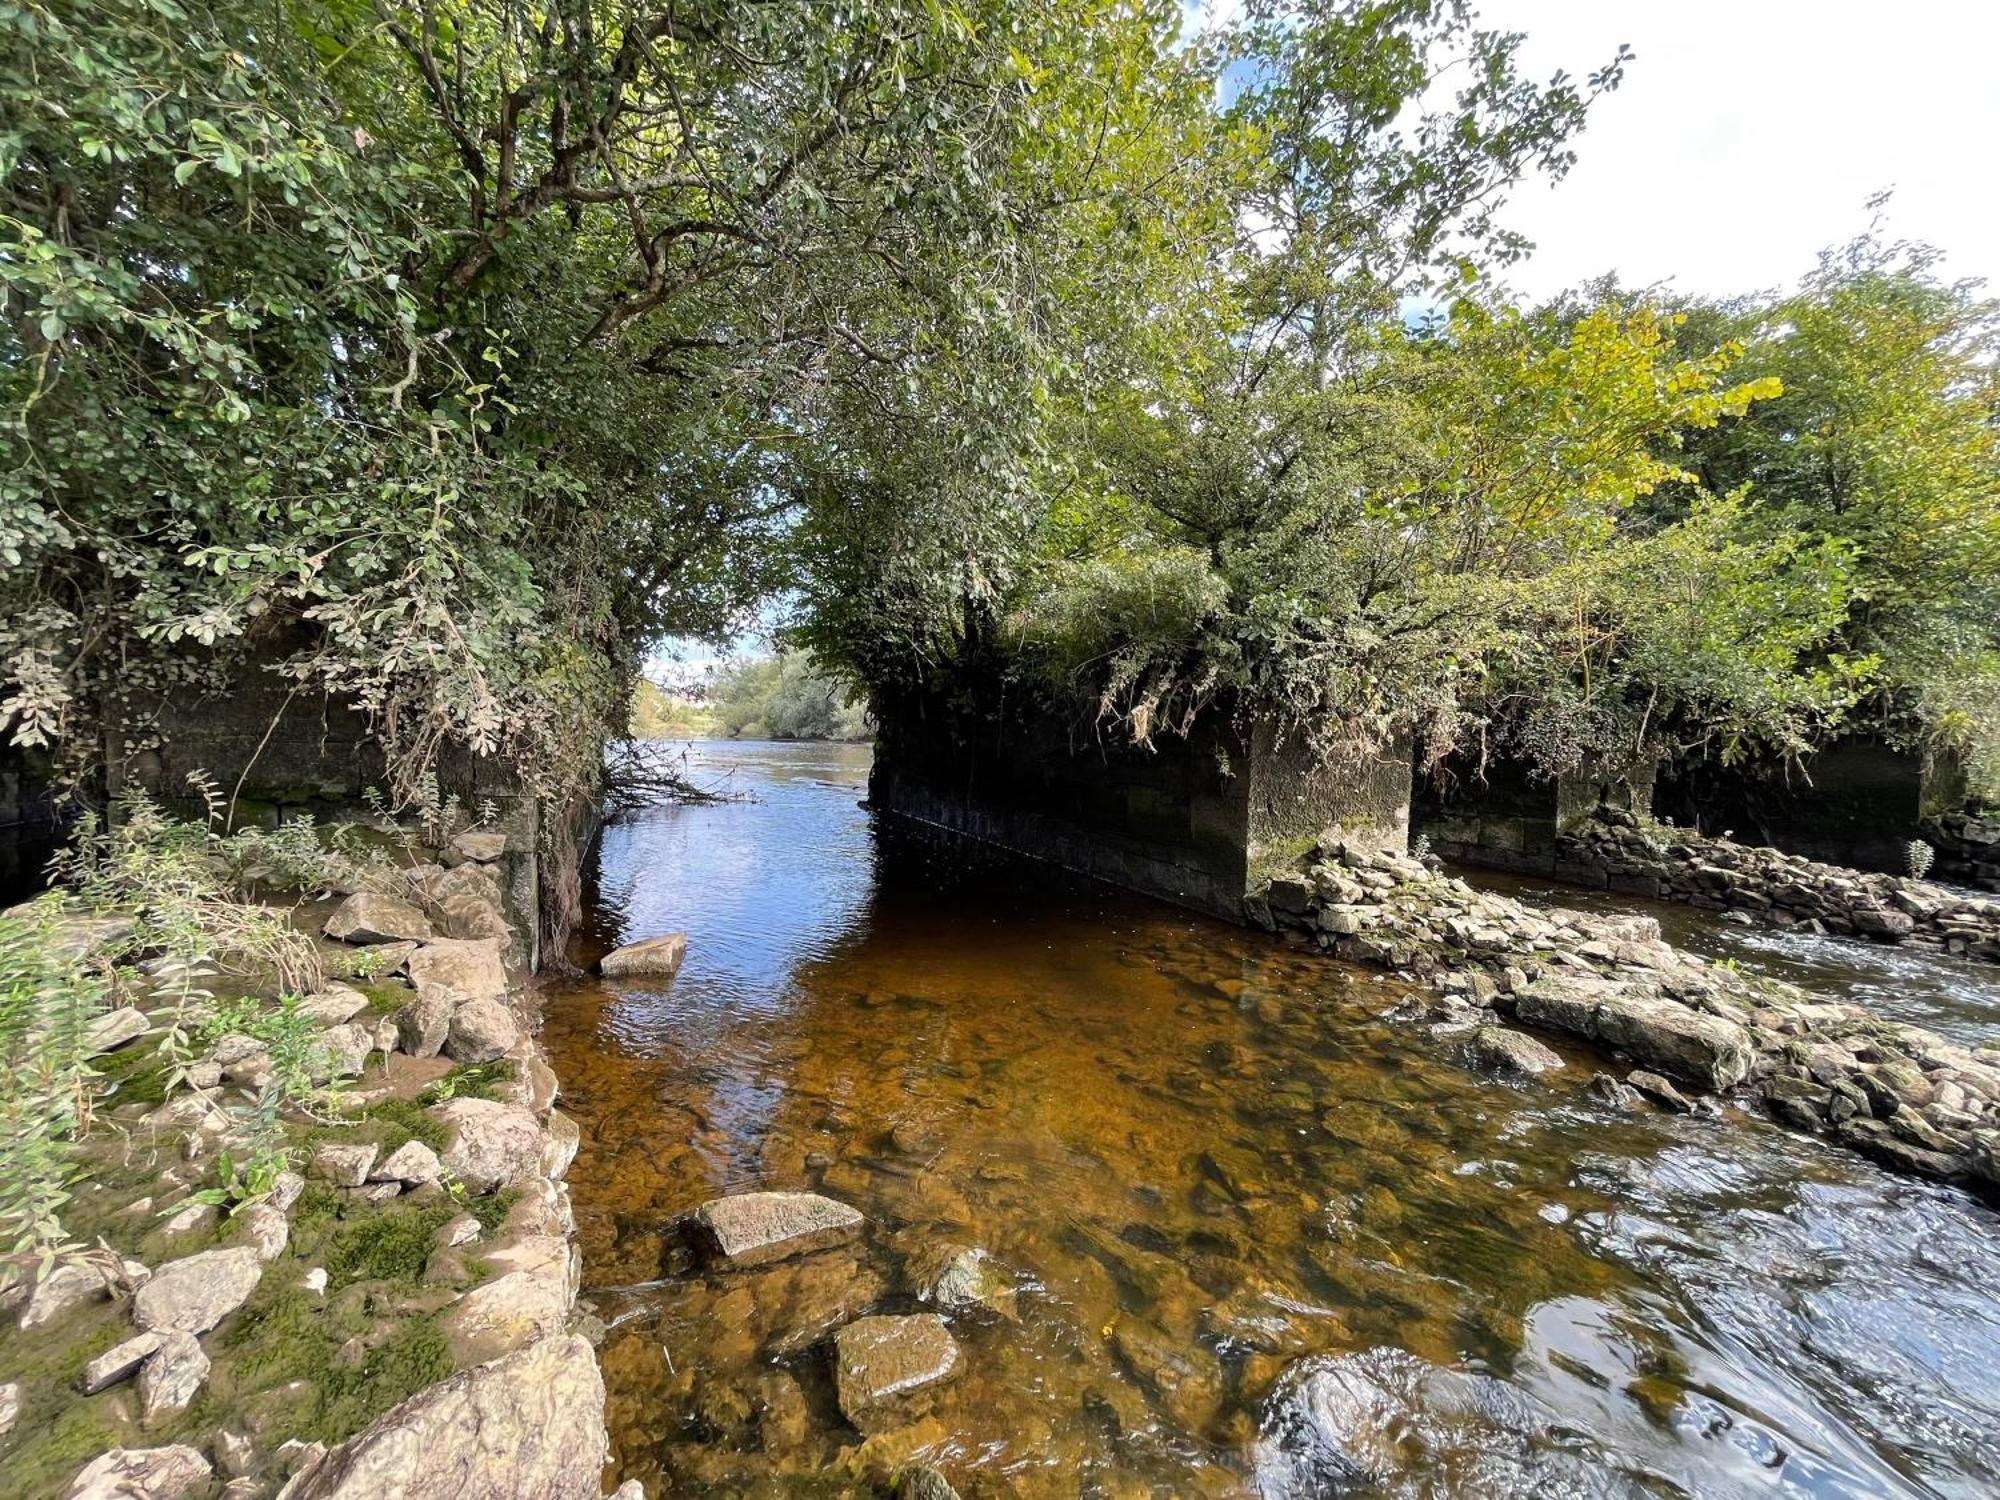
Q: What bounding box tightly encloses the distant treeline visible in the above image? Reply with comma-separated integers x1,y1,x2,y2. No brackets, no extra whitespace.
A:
631,652,870,743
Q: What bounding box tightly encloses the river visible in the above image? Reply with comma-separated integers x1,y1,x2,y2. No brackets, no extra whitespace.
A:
544,740,2000,1499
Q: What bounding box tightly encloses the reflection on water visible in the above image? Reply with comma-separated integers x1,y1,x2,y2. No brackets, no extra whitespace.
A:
544,742,2000,1499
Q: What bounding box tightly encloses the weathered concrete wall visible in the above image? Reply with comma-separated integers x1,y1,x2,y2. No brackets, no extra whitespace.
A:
1245,723,1411,889
869,684,1413,923
1414,753,1653,881
104,650,547,967
1653,738,1932,875
870,686,1253,919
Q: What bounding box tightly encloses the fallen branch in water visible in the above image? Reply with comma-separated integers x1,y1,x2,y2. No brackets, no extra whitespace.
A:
602,738,750,822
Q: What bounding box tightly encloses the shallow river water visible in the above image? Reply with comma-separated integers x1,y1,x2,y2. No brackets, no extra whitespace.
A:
544,742,2000,1499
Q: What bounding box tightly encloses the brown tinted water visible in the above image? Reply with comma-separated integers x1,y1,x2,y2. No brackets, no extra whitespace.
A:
544,742,2000,1499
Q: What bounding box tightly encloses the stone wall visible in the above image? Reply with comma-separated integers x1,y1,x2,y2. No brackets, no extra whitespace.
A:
1929,808,2000,893
1554,812,2000,962
870,682,1413,923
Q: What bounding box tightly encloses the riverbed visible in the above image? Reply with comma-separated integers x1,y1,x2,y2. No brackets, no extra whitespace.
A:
544,741,2000,1498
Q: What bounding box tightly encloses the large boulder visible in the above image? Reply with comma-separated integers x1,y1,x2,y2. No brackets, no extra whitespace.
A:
283,1333,607,1500
133,1247,263,1334
599,933,687,980
1513,974,1753,1092
690,1191,862,1268
444,1235,573,1362
436,1099,546,1194
407,939,508,1005
65,1445,211,1500
444,995,520,1064
833,1314,961,1430
325,893,433,945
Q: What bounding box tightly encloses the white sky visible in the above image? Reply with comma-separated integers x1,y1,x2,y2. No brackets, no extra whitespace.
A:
1478,0,2000,301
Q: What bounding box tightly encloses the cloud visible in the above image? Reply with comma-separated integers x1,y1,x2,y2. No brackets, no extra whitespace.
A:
1487,0,2000,300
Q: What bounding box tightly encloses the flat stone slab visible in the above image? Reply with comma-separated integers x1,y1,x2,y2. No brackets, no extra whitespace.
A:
1471,1026,1564,1078
692,1191,862,1268
85,1007,151,1054
1513,974,1753,1092
834,1313,961,1427
80,1332,161,1393
325,892,433,945
133,1246,263,1334
451,829,508,863
65,1444,211,1500
600,932,688,979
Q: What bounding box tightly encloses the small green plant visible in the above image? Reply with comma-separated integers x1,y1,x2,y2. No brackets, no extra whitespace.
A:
419,1060,515,1106
1905,839,1936,880
0,901,109,1269
1410,833,1432,861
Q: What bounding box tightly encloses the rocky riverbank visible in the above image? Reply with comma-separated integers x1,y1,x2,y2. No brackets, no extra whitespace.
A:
1546,811,2000,961
1262,834,2000,1196
0,832,621,1499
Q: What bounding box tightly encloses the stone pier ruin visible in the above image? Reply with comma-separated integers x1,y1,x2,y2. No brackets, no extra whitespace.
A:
868,685,1412,923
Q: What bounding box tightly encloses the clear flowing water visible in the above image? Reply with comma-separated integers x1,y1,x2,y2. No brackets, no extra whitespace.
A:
544,742,2000,1499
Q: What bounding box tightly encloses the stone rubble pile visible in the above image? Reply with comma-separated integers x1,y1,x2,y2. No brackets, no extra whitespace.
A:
1553,811,2000,961
1263,834,2000,1195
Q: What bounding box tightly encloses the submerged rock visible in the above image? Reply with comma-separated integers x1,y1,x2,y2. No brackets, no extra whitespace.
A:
599,932,688,979
691,1190,862,1268
1256,1348,1649,1497
833,1313,961,1429
910,1243,1018,1321
284,1333,607,1499
1470,1026,1564,1078
897,1465,963,1500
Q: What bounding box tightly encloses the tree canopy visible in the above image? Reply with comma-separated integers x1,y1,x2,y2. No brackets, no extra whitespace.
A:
4,0,1995,816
